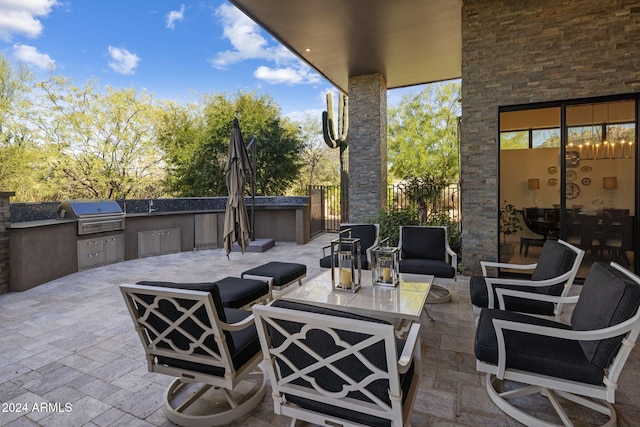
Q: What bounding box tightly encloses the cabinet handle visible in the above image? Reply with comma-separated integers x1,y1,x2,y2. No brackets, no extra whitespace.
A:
87,240,99,245
88,253,99,258
106,238,115,242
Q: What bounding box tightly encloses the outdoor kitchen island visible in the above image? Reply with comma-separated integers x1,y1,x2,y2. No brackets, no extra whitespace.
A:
8,196,310,292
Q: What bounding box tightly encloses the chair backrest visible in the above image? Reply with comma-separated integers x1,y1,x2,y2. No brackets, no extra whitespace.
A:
571,262,640,369
530,239,582,296
399,225,447,261
120,283,236,379
518,209,545,239
340,223,379,250
253,299,412,427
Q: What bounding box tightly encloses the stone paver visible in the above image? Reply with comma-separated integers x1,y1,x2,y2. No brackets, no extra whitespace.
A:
0,233,638,426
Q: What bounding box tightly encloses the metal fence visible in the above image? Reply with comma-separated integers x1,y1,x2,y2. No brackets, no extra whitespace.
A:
308,182,460,234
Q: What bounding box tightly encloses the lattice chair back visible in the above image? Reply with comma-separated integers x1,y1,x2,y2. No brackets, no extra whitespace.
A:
253,299,422,427
120,283,265,426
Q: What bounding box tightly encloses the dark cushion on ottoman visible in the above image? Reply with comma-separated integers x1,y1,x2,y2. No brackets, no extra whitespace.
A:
270,300,413,427
469,276,555,314
242,261,306,287
213,277,269,308
474,308,605,385
399,258,455,278
571,262,640,368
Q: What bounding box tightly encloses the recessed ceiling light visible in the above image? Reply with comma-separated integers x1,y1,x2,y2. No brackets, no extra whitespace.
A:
305,48,311,52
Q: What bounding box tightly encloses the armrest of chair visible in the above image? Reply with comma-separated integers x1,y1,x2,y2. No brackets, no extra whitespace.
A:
496,288,579,310
220,314,255,332
398,322,421,374
446,245,458,279
321,244,331,258
490,315,639,379
484,269,575,309
480,260,537,276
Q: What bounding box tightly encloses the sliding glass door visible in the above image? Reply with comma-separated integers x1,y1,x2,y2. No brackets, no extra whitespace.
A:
499,96,638,277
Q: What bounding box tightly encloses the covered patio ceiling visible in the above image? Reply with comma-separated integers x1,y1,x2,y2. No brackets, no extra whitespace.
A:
228,0,462,93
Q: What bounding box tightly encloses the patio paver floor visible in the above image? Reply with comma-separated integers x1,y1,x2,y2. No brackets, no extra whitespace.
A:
1,232,639,426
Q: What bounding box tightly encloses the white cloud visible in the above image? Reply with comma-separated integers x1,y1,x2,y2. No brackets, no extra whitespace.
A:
166,5,185,30
211,3,319,85
12,43,54,69
107,46,140,75
0,0,58,41
254,65,321,85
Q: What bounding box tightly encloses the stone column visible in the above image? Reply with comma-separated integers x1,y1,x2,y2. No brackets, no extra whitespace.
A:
348,74,388,223
0,192,14,294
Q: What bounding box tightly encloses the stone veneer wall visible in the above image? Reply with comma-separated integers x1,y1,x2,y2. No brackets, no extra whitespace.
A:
348,73,388,222
460,0,640,274
0,192,14,294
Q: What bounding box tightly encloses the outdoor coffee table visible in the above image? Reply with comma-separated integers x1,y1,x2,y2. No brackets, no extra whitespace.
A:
280,270,433,325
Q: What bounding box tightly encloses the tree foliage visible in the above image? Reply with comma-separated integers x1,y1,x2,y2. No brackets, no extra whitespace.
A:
291,113,339,194
0,54,54,202
38,76,165,199
388,81,461,182
161,91,304,196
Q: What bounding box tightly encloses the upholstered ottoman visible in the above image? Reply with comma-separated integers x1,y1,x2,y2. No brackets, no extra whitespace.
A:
241,261,306,292
136,277,270,309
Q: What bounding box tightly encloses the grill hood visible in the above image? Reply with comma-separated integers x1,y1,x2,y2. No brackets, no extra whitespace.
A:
57,200,123,219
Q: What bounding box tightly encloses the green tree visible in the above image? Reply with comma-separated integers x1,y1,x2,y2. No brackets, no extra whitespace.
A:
388,81,461,182
162,91,304,196
291,113,339,194
0,54,54,202
38,76,165,199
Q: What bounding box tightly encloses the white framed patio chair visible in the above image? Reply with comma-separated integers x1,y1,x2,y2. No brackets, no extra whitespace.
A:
253,299,422,427
474,262,640,427
470,239,584,321
120,282,266,426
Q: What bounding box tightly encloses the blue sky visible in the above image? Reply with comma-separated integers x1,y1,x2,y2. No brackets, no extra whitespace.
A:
0,0,418,121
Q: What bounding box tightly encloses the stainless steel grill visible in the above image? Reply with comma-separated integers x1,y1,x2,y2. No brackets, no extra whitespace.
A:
57,200,125,235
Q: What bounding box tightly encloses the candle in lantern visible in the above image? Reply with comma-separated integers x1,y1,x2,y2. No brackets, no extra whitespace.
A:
382,267,391,282
339,268,352,288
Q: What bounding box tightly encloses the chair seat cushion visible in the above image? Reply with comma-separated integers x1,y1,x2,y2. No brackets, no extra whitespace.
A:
475,309,605,385
319,254,369,270
399,258,455,278
242,261,306,288
213,277,269,308
270,300,413,427
469,276,555,315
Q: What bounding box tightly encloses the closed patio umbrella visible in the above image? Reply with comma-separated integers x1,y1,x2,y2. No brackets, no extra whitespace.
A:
223,118,252,256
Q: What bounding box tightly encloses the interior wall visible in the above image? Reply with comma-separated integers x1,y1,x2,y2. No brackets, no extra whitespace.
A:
500,148,635,214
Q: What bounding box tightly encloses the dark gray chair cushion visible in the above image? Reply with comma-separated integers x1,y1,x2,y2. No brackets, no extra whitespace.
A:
400,226,446,261
530,240,577,295
469,276,555,315
241,261,306,287
399,258,455,278
474,308,605,385
571,262,640,367
268,300,414,427
134,281,261,377
213,277,269,308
